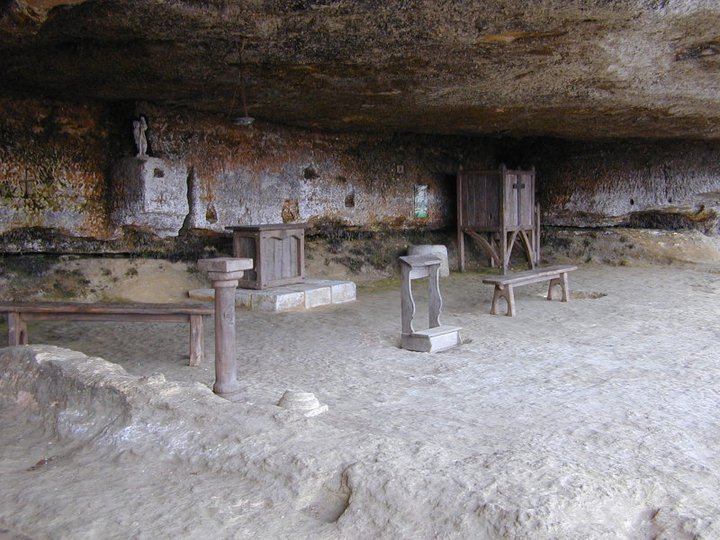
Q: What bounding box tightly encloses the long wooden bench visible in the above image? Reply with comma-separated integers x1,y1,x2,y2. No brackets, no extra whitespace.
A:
482,264,577,317
0,301,214,367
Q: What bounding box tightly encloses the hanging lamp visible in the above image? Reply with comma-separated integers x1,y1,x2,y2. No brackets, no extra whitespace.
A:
232,40,254,126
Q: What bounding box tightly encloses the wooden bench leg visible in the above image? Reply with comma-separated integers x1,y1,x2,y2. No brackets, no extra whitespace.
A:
189,315,204,367
7,313,28,345
547,272,570,302
490,284,515,317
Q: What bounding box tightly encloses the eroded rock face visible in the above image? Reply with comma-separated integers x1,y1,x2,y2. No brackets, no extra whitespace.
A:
1,0,719,139
505,138,720,232
0,95,486,250
2,93,720,256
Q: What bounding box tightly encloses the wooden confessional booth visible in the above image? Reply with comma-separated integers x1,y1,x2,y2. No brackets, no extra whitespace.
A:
457,165,540,274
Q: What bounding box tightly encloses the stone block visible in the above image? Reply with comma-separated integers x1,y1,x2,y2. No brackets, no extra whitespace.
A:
401,325,462,353
235,289,253,309
407,244,450,276
303,285,332,309
111,156,188,237
189,279,356,312
329,280,356,303
306,280,356,304
253,289,306,312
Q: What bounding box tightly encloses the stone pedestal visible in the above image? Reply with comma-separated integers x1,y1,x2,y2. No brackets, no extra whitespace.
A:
197,257,253,400
399,255,461,353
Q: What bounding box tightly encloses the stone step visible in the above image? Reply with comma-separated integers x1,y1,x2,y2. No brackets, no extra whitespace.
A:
401,325,462,353
188,279,356,312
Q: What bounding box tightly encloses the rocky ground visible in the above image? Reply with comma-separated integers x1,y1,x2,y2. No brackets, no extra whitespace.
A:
1,228,720,539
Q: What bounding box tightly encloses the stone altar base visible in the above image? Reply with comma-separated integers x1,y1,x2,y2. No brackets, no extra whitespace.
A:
188,279,356,312
401,325,462,353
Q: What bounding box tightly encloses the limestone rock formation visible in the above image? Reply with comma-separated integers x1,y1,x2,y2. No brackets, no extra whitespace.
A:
1,0,719,139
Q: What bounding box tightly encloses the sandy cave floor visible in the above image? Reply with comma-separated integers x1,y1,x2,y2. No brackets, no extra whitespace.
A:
2,256,720,538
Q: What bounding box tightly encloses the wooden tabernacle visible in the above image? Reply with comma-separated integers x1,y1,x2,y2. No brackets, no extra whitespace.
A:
457,165,540,274
226,223,306,289
0,301,214,367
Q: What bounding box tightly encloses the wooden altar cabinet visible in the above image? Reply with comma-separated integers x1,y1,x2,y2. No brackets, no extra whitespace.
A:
457,165,540,274
225,223,307,289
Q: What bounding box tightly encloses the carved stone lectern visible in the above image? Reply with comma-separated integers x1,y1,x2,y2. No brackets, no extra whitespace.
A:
399,255,461,353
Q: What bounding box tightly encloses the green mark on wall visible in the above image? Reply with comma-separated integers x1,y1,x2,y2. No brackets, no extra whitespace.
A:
414,184,428,218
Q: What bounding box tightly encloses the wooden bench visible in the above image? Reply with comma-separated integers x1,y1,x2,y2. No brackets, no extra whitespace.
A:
0,301,214,367
482,264,577,317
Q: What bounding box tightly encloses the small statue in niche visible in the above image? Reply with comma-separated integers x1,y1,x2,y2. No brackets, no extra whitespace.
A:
133,115,148,158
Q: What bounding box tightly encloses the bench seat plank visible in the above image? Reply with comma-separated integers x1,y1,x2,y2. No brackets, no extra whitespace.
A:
481,265,577,286
0,302,213,316
0,301,213,367
17,312,199,323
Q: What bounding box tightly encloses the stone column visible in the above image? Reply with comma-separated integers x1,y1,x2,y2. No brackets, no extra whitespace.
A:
198,257,253,401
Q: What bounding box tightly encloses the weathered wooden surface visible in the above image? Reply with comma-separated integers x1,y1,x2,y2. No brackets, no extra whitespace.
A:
227,224,307,290
482,264,577,317
458,166,539,274
0,301,213,367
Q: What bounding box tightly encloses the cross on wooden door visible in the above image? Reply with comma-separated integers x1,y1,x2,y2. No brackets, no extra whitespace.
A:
22,169,32,198
513,179,525,225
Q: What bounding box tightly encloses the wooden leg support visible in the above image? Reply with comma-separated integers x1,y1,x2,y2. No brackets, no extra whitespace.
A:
188,315,204,367
7,313,28,345
547,272,570,302
490,284,516,317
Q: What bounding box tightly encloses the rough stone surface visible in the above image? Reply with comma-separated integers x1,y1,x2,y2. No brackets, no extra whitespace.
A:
2,92,720,252
7,261,720,538
0,96,110,237
1,1,719,139
302,284,332,309
512,138,720,232
111,156,188,237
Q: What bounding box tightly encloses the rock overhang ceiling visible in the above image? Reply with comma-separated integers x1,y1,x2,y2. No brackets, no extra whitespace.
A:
1,0,719,139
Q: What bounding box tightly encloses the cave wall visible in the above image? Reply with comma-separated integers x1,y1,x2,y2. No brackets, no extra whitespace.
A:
3,95,720,258
0,96,111,238
0,96,500,253
502,138,720,233
136,102,484,234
